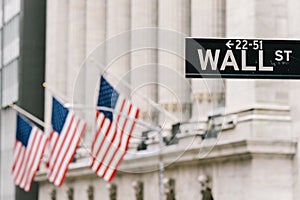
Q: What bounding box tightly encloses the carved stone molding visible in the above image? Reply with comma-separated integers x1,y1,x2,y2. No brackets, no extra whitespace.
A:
50,189,56,200
198,175,214,200
87,185,94,200
192,92,225,103
132,181,144,200
161,103,191,112
67,187,74,200
163,178,176,200
107,183,117,200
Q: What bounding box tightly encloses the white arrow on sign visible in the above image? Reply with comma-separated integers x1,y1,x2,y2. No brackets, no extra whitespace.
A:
226,40,234,49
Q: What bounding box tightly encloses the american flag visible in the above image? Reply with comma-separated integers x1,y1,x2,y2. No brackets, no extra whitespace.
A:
47,97,87,186
90,76,139,182
12,114,48,192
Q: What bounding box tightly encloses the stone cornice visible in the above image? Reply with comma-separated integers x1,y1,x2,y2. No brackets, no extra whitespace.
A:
35,138,297,182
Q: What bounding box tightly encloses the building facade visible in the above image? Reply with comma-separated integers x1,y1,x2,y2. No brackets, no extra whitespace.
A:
1,0,300,200
0,0,46,199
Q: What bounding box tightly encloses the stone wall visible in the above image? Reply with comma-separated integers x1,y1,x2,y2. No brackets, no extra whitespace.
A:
40,0,300,200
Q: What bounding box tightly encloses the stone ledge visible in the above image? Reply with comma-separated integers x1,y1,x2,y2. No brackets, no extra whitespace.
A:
35,138,297,182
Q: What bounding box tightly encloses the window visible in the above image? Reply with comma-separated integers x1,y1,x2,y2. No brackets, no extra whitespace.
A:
2,59,18,107
3,15,19,65
0,30,2,67
0,0,3,28
0,69,2,106
4,0,20,23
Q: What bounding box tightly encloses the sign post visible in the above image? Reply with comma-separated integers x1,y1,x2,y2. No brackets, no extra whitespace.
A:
186,38,300,79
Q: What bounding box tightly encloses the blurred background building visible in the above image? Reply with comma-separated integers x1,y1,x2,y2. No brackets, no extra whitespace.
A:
0,0,46,199
2,0,300,199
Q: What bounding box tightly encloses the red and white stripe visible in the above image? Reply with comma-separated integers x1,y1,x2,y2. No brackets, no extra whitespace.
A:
12,127,48,192
47,111,86,186
90,95,139,182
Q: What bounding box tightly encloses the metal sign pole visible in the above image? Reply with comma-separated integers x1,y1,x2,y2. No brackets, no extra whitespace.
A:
158,130,165,200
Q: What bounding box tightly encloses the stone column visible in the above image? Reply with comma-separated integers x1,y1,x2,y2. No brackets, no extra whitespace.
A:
86,0,106,55
46,0,69,94
65,0,87,151
191,0,226,120
226,0,289,112
67,0,86,102
130,0,158,124
106,0,131,93
287,1,300,199
45,0,69,134
226,1,293,200
83,0,106,144
225,0,257,112
158,0,191,125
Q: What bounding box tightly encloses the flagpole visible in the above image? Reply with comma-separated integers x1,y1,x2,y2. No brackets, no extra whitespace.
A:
66,102,165,199
64,103,161,132
44,81,167,198
10,104,51,163
91,62,168,200
9,103,46,128
158,129,165,200
90,58,178,122
43,82,163,132
42,82,70,103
